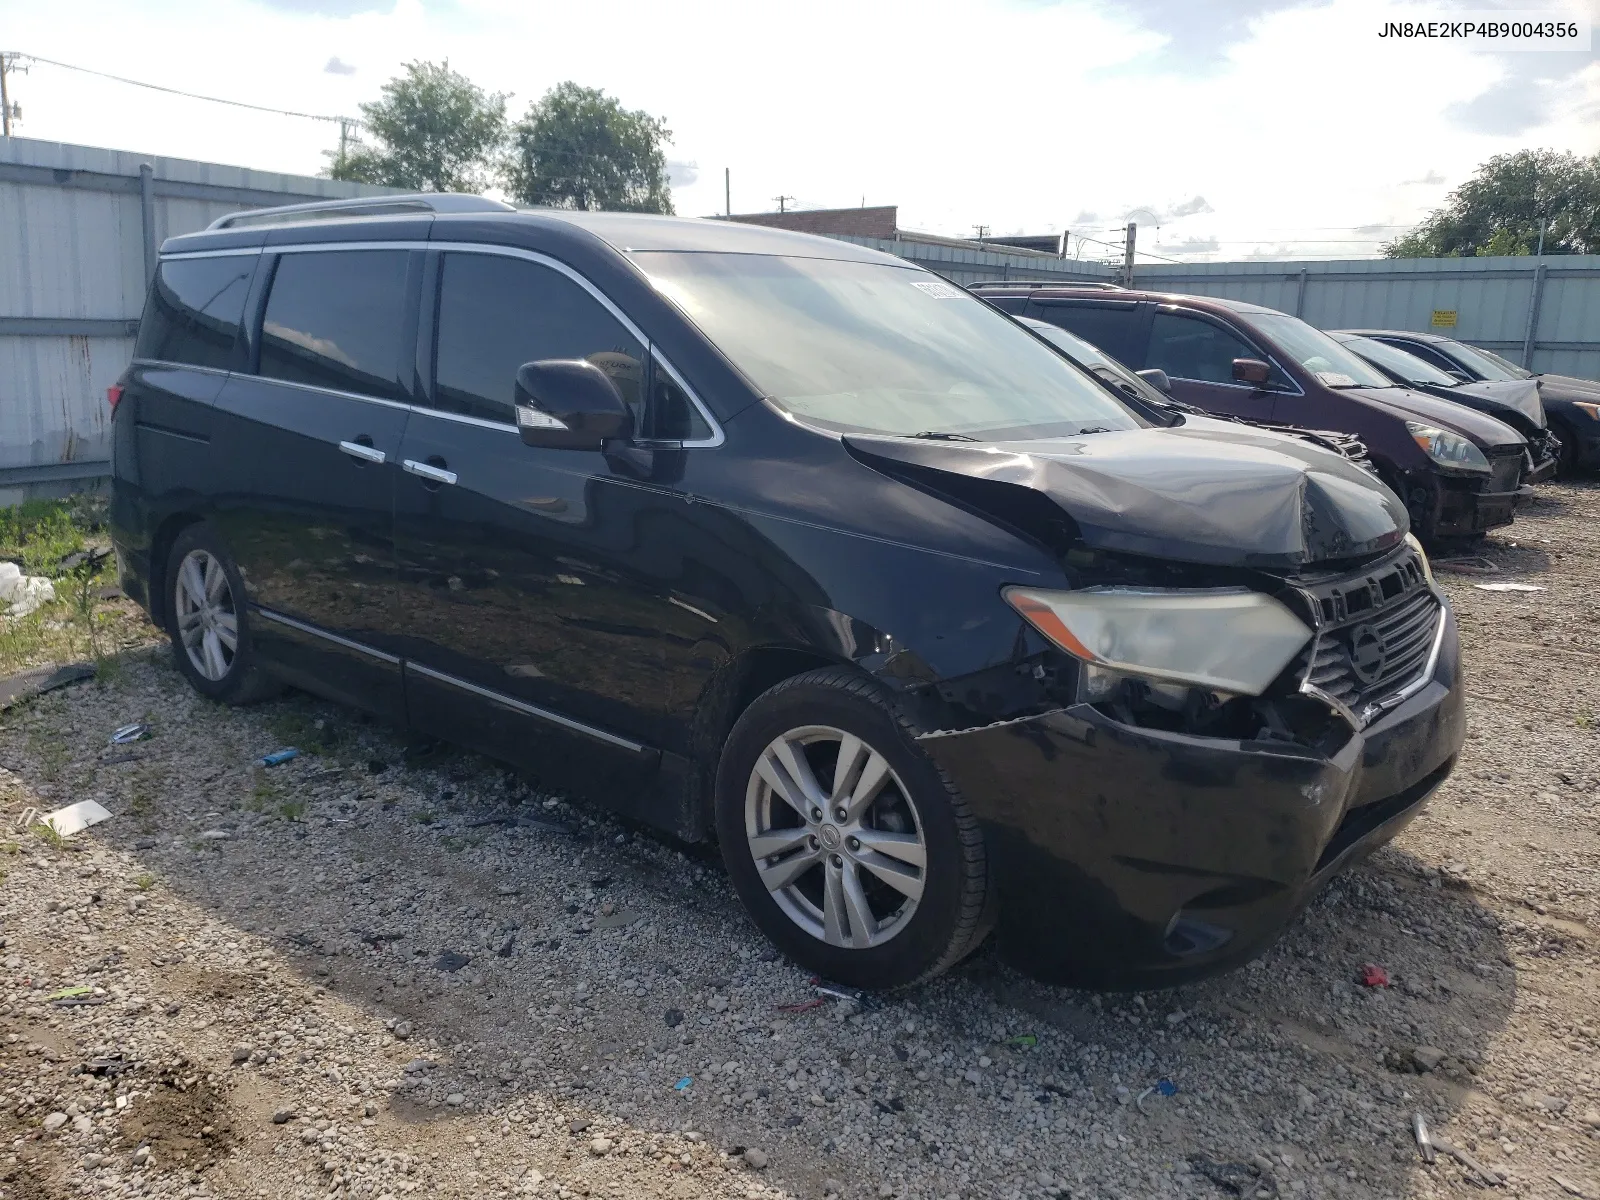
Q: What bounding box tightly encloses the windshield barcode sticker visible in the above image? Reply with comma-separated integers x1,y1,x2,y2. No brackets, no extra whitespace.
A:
911,279,962,299
1314,371,1359,387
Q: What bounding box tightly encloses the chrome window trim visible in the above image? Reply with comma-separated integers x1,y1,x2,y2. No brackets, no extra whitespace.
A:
405,661,648,754
129,358,233,379
158,240,727,449
255,606,401,665
242,373,414,412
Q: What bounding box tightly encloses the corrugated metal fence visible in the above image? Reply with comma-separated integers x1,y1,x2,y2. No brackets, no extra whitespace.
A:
0,135,394,500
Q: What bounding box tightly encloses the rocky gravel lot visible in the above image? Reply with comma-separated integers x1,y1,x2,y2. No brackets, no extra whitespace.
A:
0,481,1597,1200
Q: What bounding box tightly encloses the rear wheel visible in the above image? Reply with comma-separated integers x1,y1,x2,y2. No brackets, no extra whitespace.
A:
164,524,280,705
716,667,991,989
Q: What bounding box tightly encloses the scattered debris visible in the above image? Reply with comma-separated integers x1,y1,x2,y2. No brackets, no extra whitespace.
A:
108,723,151,745
673,1076,693,1091
52,994,106,1008
1473,582,1546,592
256,748,300,767
434,950,470,973
1007,1034,1039,1047
47,986,92,1001
0,661,95,711
40,798,113,838
1358,963,1390,987
1551,1176,1598,1200
1413,1112,1435,1164
775,998,826,1014
1135,1078,1178,1114
1433,555,1500,576
810,980,862,1003
0,562,56,617
1431,1136,1503,1187
593,907,639,931
1188,1155,1269,1196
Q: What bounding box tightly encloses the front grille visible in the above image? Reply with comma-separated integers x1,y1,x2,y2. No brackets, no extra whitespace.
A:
1485,448,1523,494
1294,548,1441,715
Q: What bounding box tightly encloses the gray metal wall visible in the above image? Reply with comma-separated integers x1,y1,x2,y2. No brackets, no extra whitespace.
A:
1133,256,1600,380
0,136,395,499
838,235,1600,382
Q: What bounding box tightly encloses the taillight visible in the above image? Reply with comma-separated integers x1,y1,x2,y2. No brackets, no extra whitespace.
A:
106,384,124,414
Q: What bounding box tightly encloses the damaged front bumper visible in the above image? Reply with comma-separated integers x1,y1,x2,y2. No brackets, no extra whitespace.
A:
917,605,1465,988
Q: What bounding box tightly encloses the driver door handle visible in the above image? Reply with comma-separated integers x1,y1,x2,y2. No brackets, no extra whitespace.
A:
339,440,386,464
402,459,458,486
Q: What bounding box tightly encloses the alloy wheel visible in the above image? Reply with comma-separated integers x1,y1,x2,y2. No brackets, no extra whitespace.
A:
174,548,238,682
743,725,927,948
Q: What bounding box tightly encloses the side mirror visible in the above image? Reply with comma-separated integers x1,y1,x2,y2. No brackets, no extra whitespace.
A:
1135,368,1172,394
1231,358,1273,387
513,359,633,450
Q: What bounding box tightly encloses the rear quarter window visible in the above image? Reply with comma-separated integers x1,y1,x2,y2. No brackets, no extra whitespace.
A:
135,256,256,370
1026,302,1143,365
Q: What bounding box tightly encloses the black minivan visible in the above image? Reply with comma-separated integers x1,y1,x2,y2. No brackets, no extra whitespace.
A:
111,196,1465,989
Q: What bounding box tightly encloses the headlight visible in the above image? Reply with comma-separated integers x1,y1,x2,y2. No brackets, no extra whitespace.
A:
1406,421,1490,472
1004,585,1312,697
1574,401,1600,420
1404,532,1436,588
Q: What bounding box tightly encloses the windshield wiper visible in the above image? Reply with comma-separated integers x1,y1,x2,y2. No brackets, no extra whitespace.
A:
908,431,977,441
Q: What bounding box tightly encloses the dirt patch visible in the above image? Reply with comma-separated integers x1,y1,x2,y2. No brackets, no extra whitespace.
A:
118,1069,238,1173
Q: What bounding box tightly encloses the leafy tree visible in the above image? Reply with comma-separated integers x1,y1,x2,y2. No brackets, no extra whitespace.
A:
329,60,508,192
503,83,673,214
1385,149,1600,258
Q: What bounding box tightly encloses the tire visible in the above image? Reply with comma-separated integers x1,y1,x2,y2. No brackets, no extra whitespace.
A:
1551,419,1580,479
163,523,281,705
715,667,991,990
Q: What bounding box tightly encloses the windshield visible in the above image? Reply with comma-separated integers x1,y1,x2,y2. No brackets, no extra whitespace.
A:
1446,340,1531,381
1334,333,1460,387
633,252,1143,440
1021,318,1170,407
1250,313,1393,389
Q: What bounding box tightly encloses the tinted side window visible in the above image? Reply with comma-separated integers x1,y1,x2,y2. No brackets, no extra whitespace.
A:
258,250,409,400
135,257,255,370
1376,338,1458,374
433,253,645,426
981,295,1028,314
1028,303,1139,364
644,355,714,442
1148,311,1255,384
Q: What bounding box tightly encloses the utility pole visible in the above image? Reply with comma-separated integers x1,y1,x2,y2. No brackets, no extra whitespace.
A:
1121,221,1137,286
972,224,989,241
725,168,730,218
0,52,23,138
772,195,794,214
335,118,352,176
1535,216,1547,257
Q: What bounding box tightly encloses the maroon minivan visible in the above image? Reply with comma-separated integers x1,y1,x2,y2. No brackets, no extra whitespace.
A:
972,286,1529,540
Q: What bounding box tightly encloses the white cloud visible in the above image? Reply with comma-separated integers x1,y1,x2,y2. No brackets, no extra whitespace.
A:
2,0,1595,261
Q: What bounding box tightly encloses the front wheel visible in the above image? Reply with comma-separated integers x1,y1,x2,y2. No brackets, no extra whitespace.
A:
715,668,992,989
164,523,281,705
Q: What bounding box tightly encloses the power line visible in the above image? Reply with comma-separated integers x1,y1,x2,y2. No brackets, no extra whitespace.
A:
10,51,352,125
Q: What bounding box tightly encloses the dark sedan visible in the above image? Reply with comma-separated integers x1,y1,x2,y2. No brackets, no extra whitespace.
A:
1328,331,1559,482
1338,329,1600,475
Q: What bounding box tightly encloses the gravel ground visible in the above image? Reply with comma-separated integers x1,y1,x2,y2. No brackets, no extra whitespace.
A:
1,481,1597,1200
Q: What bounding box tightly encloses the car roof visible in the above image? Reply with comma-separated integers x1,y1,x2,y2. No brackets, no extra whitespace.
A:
969,284,1285,317
174,192,908,266
1334,329,1451,344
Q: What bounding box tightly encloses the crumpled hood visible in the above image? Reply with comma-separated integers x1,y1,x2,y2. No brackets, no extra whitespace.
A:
843,416,1408,569
1452,378,1546,426
1346,386,1524,448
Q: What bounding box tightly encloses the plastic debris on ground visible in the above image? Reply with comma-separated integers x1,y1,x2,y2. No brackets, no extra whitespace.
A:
1430,1135,1504,1187
1433,556,1500,576
1473,581,1545,592
1188,1155,1269,1196
257,748,300,767
1135,1077,1178,1114
0,562,56,617
47,986,92,1001
1413,1112,1435,1164
108,723,151,745
1007,1034,1038,1047
1358,963,1390,987
434,950,471,973
0,661,95,711
673,1076,693,1091
809,978,863,1003
41,799,113,838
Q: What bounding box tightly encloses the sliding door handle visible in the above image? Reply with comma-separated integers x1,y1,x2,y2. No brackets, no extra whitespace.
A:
339,440,386,464
402,459,458,486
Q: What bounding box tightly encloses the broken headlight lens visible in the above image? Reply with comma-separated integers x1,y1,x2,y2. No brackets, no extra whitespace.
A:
1004,585,1312,697
1405,421,1490,473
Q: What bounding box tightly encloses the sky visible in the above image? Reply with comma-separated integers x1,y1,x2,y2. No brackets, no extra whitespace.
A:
2,0,1597,263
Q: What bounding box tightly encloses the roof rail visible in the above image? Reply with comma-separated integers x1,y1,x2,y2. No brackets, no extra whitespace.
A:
966,280,1125,291
208,193,516,230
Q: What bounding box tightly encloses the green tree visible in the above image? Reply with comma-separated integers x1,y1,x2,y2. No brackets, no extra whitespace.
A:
503,83,673,213
1384,149,1600,258
328,60,507,192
